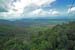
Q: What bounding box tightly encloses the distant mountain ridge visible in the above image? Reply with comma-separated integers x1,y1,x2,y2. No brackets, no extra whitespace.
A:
0,18,75,27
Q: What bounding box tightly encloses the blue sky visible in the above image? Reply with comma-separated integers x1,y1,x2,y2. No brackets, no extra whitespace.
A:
0,0,75,20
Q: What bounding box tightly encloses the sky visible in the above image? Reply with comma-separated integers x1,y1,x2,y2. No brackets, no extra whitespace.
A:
0,0,75,20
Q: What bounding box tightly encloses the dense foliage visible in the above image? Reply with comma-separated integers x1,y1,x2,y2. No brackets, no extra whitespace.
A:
0,22,75,50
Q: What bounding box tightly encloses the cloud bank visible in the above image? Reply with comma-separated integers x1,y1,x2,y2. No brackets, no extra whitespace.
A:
0,0,75,19
0,0,56,19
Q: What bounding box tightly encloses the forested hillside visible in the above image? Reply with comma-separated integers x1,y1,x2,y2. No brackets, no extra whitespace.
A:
0,22,75,50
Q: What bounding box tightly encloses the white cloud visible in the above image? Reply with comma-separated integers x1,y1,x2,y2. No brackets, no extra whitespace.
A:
0,10,22,19
0,0,56,19
31,0,56,6
29,9,60,16
30,9,47,16
10,0,56,14
11,0,56,9
68,7,75,13
51,11,60,16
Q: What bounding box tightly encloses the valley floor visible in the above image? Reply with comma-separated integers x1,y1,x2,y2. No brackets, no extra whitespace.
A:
0,21,75,50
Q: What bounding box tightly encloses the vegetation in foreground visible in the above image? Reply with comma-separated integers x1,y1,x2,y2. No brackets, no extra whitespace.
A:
0,22,75,50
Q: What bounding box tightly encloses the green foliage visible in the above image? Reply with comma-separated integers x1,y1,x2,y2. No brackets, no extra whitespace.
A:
0,22,75,50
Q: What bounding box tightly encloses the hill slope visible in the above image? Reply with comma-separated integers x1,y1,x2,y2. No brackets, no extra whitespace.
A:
0,21,75,50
